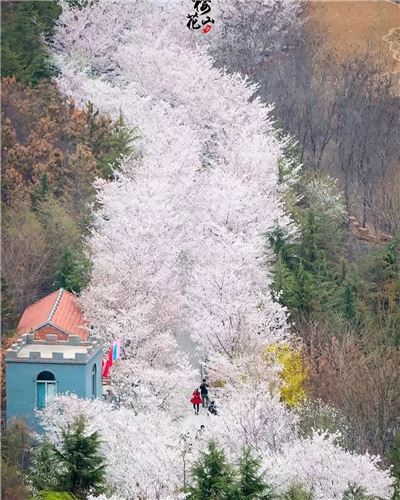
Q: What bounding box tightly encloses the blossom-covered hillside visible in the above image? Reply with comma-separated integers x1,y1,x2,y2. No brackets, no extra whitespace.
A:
54,0,291,361
35,1,395,498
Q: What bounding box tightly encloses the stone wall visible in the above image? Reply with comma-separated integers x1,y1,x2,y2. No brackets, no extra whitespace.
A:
348,216,394,244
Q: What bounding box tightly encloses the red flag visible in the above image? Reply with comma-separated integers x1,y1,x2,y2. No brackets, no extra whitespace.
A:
102,347,113,378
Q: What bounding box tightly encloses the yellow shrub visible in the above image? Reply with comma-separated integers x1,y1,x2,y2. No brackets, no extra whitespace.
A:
211,379,226,388
265,344,308,407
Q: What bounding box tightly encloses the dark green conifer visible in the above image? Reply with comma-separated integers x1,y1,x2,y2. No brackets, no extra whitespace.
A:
282,483,314,499
53,415,107,499
31,438,60,492
387,432,400,498
342,483,373,499
1,1,61,84
186,441,235,499
231,447,274,499
53,248,91,294
342,280,358,321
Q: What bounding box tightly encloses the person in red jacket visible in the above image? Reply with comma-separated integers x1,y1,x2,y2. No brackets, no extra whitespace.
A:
190,389,202,415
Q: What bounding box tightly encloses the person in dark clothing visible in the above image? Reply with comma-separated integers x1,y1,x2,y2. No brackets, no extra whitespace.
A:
190,389,202,415
199,378,209,408
208,400,218,416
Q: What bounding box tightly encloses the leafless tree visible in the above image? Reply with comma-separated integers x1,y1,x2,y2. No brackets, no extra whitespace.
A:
1,199,49,315
214,19,400,233
334,55,399,226
210,0,305,76
301,319,400,455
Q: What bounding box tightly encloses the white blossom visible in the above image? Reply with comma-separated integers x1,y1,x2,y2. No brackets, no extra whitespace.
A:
211,385,299,456
41,395,194,499
40,2,396,498
53,0,291,360
267,431,393,499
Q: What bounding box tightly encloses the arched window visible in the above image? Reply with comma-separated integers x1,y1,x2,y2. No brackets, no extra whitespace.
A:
36,371,56,409
91,364,97,399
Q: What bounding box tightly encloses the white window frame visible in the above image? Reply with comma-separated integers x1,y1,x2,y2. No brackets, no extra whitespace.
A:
91,364,97,399
36,373,57,409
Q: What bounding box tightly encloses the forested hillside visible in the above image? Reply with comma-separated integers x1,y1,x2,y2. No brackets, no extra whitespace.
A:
1,1,133,336
1,1,399,499
208,0,400,458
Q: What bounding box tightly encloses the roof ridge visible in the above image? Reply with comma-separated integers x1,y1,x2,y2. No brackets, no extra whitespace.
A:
48,288,64,322
22,290,58,313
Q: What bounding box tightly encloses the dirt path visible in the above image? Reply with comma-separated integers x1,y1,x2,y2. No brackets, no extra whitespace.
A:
175,327,203,371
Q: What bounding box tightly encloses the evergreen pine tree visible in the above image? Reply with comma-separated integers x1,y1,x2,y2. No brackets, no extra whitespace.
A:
0,274,18,335
273,256,299,309
186,441,235,499
267,225,295,269
1,1,61,84
342,483,373,500
231,447,274,499
53,415,107,499
81,103,135,178
53,247,91,294
368,237,400,344
31,438,60,492
342,280,358,322
281,483,314,499
379,239,400,321
98,114,137,178
294,262,317,314
300,210,321,273
387,432,400,497
38,173,50,199
31,173,51,209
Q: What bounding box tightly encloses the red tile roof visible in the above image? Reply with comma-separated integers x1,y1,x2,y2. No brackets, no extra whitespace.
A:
17,289,88,340
17,290,59,334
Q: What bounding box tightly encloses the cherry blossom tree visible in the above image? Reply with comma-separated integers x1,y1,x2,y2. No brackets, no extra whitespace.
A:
41,394,393,499
204,382,393,498
267,431,393,499
210,385,299,456
40,395,193,499
52,0,292,362
110,355,197,416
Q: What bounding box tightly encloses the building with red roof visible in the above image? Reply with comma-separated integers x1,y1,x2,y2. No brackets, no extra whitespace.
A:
6,289,102,432
17,288,88,341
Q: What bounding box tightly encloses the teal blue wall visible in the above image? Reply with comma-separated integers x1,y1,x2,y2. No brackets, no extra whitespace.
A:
6,350,103,432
